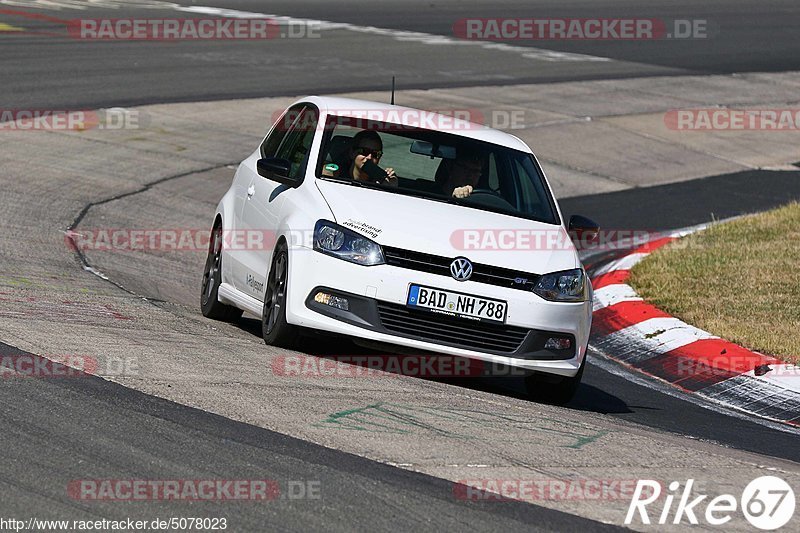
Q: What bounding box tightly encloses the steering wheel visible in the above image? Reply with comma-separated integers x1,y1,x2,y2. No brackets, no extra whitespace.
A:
461,188,515,210
467,188,500,196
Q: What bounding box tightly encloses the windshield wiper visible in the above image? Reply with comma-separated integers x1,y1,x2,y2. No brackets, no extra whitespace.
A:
318,176,386,190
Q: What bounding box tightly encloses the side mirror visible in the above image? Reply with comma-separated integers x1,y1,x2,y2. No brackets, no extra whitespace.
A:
568,215,600,248
257,157,300,187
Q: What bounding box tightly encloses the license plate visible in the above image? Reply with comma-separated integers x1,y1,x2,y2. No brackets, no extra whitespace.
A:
406,284,507,323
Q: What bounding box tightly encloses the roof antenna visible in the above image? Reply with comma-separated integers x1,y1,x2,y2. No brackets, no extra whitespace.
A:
390,76,395,105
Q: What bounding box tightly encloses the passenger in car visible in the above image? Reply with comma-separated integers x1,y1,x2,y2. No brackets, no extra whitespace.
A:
323,130,397,187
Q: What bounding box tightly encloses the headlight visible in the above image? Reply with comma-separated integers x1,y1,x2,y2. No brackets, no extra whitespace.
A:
313,220,385,266
533,268,587,302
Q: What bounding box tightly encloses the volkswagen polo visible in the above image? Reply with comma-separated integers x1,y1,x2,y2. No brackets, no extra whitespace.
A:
201,96,598,403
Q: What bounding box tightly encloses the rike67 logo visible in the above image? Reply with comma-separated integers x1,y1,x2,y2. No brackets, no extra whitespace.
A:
626,476,795,530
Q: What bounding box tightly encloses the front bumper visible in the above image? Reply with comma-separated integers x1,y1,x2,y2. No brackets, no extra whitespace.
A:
285,246,591,377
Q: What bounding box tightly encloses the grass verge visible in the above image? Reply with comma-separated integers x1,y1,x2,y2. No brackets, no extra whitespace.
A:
628,201,800,364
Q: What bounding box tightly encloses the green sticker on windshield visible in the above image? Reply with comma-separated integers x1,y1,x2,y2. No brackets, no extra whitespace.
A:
324,163,339,172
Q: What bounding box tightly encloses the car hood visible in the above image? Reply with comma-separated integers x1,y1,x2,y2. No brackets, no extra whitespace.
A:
315,180,579,274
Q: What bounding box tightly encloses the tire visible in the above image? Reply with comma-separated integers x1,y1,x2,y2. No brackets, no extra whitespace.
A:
262,243,300,348
200,223,243,321
523,356,585,405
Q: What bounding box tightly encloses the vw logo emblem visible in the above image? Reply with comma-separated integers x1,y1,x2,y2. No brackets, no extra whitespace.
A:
450,257,473,281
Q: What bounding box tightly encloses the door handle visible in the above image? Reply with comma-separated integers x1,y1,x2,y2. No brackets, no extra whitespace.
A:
247,184,255,198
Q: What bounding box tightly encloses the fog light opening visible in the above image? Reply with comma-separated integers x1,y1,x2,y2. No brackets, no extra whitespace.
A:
544,337,572,350
314,291,350,311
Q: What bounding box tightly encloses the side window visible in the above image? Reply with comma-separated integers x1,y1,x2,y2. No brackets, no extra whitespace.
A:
260,104,306,158
514,160,532,209
275,107,319,179
514,156,555,222
487,153,500,191
493,153,518,208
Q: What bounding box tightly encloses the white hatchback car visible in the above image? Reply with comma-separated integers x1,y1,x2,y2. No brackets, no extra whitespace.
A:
201,96,598,403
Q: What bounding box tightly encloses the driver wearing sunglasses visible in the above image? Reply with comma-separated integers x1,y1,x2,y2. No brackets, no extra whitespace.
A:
324,130,397,187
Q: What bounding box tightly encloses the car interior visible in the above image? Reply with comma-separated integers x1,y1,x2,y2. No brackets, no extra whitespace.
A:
317,119,558,224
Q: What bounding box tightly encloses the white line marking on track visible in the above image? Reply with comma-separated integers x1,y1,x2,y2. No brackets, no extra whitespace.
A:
587,346,800,437
742,364,800,394
176,4,612,63
593,284,641,311
592,252,648,276
605,316,717,355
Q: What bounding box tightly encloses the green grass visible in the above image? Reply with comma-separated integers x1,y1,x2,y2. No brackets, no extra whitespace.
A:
628,202,800,364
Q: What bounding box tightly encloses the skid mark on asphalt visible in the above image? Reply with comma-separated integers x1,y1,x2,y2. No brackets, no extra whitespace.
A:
314,403,608,449
0,275,114,296
0,295,131,322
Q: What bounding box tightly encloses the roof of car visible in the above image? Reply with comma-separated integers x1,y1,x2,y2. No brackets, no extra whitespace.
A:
293,96,531,152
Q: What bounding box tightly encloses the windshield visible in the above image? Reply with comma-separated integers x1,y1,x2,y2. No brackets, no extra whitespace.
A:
316,115,560,225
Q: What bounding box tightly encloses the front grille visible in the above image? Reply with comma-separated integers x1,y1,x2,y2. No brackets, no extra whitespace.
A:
376,301,529,353
383,246,540,291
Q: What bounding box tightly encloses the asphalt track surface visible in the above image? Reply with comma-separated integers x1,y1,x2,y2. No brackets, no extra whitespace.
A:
2,165,797,526
2,0,800,529
1,0,799,108
0,340,622,531
561,169,800,461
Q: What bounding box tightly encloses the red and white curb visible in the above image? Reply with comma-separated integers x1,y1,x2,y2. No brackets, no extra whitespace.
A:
587,224,800,426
